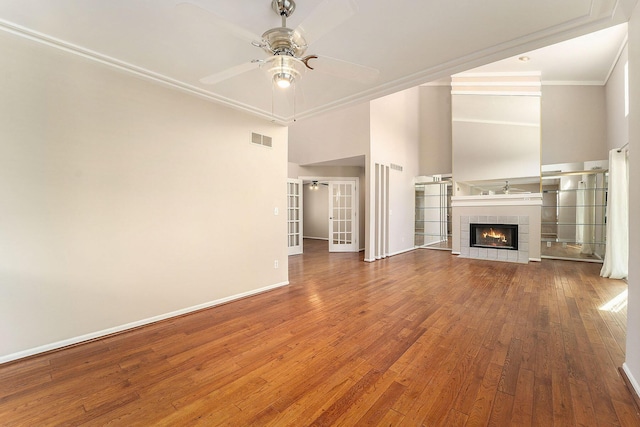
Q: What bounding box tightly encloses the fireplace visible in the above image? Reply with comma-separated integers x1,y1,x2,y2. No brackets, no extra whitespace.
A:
470,223,518,250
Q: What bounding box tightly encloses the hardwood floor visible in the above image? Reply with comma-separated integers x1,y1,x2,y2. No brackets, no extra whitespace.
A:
1,239,638,426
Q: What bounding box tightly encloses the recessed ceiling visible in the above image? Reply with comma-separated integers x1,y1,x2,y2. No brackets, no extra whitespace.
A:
0,0,634,123
461,22,628,84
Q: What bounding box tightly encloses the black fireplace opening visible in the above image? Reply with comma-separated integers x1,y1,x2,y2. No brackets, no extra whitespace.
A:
470,223,518,250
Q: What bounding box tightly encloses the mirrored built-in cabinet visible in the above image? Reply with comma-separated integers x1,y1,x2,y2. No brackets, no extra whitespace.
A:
541,165,608,262
413,162,608,262
415,178,452,250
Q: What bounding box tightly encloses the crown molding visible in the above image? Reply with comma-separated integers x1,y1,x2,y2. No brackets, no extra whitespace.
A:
0,18,291,125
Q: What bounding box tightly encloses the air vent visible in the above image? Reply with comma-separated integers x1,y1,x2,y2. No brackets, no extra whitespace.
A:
251,132,273,148
390,163,403,172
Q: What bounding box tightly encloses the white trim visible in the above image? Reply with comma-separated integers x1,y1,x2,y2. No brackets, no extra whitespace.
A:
291,7,620,123
388,247,418,257
328,180,359,253
622,363,640,400
420,80,452,87
298,176,358,182
452,194,543,207
452,251,461,255
451,118,540,127
0,281,289,365
529,258,542,262
451,90,542,97
364,258,376,262
303,236,329,240
298,176,360,253
287,178,303,256
0,11,618,126
604,33,628,85
451,81,541,87
0,6,621,125
0,18,290,125
543,80,605,86
454,71,542,78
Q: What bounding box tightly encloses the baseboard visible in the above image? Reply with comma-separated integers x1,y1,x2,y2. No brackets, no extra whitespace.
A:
452,251,461,255
0,281,290,365
303,236,328,240
620,363,640,412
388,247,417,257
529,258,542,262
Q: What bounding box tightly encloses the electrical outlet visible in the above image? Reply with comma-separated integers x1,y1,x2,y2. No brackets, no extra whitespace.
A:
274,260,279,269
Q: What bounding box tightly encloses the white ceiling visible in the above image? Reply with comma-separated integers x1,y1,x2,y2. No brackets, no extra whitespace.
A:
462,22,628,84
0,0,634,123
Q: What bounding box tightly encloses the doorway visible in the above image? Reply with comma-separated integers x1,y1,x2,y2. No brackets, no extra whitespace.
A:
299,177,359,253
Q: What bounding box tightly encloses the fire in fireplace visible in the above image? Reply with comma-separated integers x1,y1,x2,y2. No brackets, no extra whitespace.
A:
470,223,518,250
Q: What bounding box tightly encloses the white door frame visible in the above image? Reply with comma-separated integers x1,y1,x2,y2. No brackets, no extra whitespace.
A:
328,180,358,252
287,178,303,255
299,176,359,253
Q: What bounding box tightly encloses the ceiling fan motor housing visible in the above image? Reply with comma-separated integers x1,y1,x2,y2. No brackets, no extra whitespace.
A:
272,0,296,17
261,27,308,57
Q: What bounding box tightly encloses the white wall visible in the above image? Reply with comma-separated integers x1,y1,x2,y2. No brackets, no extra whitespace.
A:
624,0,640,400
288,103,370,165
0,31,288,362
419,85,452,176
368,88,420,258
606,44,630,151
452,94,541,182
420,84,609,169
542,85,608,164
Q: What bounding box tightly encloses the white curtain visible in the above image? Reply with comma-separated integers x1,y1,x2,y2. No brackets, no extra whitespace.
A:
600,149,629,279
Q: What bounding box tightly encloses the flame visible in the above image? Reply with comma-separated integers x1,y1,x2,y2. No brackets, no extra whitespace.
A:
482,228,507,243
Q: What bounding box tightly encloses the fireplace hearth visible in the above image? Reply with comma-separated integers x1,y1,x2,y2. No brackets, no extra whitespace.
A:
470,223,518,250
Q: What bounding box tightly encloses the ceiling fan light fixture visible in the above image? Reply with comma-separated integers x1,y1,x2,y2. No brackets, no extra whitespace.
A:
262,55,306,89
274,72,294,88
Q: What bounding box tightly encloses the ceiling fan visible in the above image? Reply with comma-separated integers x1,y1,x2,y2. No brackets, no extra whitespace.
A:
501,181,530,194
177,0,379,88
308,180,329,189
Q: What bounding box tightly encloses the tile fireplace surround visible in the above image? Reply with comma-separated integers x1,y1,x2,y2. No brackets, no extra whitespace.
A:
451,194,543,263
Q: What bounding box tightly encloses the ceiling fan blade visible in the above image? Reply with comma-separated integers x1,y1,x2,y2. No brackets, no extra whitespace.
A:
312,56,379,84
175,2,261,44
199,61,259,85
294,0,358,46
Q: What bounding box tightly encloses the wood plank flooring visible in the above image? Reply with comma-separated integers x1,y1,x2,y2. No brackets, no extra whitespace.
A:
1,239,638,426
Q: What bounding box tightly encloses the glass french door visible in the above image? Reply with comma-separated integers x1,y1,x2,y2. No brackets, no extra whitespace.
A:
328,181,357,252
287,179,303,255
